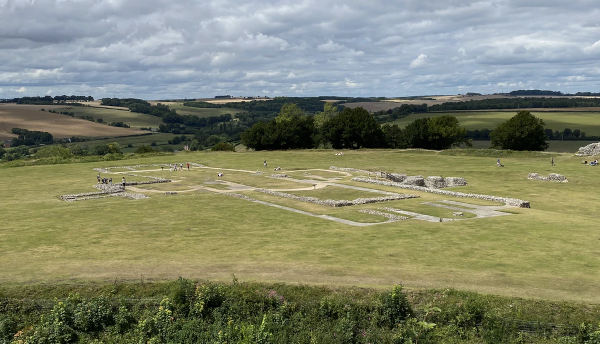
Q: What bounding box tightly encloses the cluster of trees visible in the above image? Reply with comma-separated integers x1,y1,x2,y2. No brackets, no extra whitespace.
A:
109,122,130,128
544,128,599,140
373,104,428,123
241,104,469,151
100,98,150,108
429,97,600,111
10,128,53,146
490,111,549,151
509,90,564,96
1,95,94,104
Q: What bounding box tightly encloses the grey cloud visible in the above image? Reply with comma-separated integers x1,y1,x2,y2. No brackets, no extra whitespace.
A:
1,0,600,99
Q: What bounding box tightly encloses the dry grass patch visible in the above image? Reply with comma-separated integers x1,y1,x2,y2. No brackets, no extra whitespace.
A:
0,104,142,139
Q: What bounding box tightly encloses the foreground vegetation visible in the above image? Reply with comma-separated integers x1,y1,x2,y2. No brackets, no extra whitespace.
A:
2,279,600,343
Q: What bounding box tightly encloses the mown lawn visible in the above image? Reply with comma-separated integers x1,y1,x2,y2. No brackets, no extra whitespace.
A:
1,149,599,304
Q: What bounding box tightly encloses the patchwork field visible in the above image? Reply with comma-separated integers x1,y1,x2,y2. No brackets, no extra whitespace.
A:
54,106,163,129
0,104,142,140
1,149,599,304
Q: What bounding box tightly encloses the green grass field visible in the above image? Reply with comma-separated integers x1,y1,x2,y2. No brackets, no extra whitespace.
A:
464,140,595,153
161,102,245,117
2,150,600,305
57,106,163,129
391,111,600,136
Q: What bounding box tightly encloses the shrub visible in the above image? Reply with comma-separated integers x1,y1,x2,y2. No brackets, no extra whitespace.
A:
211,142,235,151
135,145,155,154
381,285,413,328
150,141,157,146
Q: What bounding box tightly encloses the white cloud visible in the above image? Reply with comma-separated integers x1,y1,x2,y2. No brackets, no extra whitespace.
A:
0,1,599,98
409,54,428,68
46,89,53,95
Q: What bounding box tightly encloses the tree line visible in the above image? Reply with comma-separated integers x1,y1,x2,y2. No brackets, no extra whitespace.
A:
241,103,470,150
10,128,53,146
1,95,94,105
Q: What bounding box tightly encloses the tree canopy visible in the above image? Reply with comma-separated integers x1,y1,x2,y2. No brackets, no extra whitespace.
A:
490,111,549,151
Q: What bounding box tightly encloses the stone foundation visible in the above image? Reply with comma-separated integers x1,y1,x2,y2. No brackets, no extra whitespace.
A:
351,177,530,208
254,188,418,207
358,209,409,220
527,173,568,183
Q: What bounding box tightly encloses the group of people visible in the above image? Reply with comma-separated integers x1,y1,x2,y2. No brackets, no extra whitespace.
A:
167,163,190,171
334,151,344,156
97,175,112,184
97,174,126,186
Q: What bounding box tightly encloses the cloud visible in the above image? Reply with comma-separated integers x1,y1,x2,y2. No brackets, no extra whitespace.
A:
15,87,27,93
0,1,599,98
409,54,428,68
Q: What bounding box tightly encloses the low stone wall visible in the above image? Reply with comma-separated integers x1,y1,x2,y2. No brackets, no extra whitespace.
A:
254,188,418,207
270,174,288,178
331,166,467,189
576,142,600,156
352,177,530,208
527,173,568,183
358,209,409,220
386,173,407,182
61,191,148,202
329,166,371,174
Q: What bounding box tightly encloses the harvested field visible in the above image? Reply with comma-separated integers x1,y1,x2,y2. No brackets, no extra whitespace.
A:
0,104,142,140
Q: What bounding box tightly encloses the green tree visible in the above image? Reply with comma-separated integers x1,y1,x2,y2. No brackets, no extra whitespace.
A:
381,124,407,149
490,111,549,151
135,145,156,154
211,142,236,151
321,107,384,149
314,102,339,128
573,129,581,138
427,115,470,150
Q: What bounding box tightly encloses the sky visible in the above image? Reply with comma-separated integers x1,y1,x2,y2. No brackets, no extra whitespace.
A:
1,0,600,99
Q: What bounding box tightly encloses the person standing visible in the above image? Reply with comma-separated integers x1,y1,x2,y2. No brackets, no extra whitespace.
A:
497,158,501,167
263,160,267,168
187,162,190,170
122,177,126,189
551,157,555,166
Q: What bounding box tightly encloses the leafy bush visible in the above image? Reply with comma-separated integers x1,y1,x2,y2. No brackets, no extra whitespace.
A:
211,142,235,151
381,285,413,327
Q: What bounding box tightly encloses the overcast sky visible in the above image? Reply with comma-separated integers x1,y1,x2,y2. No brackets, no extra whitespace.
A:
1,0,600,99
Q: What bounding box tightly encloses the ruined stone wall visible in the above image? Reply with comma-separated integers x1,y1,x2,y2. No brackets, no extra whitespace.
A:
576,142,600,156
527,173,568,183
352,177,530,208
254,188,418,207
358,209,409,220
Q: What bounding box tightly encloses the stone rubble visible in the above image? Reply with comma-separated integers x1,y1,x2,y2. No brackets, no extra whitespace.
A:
527,173,568,183
329,166,372,174
576,142,600,156
254,188,418,207
270,174,289,178
358,209,409,220
330,166,467,189
351,177,530,208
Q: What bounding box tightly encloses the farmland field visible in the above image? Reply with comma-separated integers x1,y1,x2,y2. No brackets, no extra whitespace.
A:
391,111,600,136
1,149,599,304
152,101,245,117
55,106,163,129
0,104,142,140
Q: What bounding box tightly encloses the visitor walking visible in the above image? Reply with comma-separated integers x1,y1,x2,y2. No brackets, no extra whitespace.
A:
187,162,190,170
263,160,267,168
122,177,126,188
497,158,501,167
97,174,101,183
551,157,555,166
